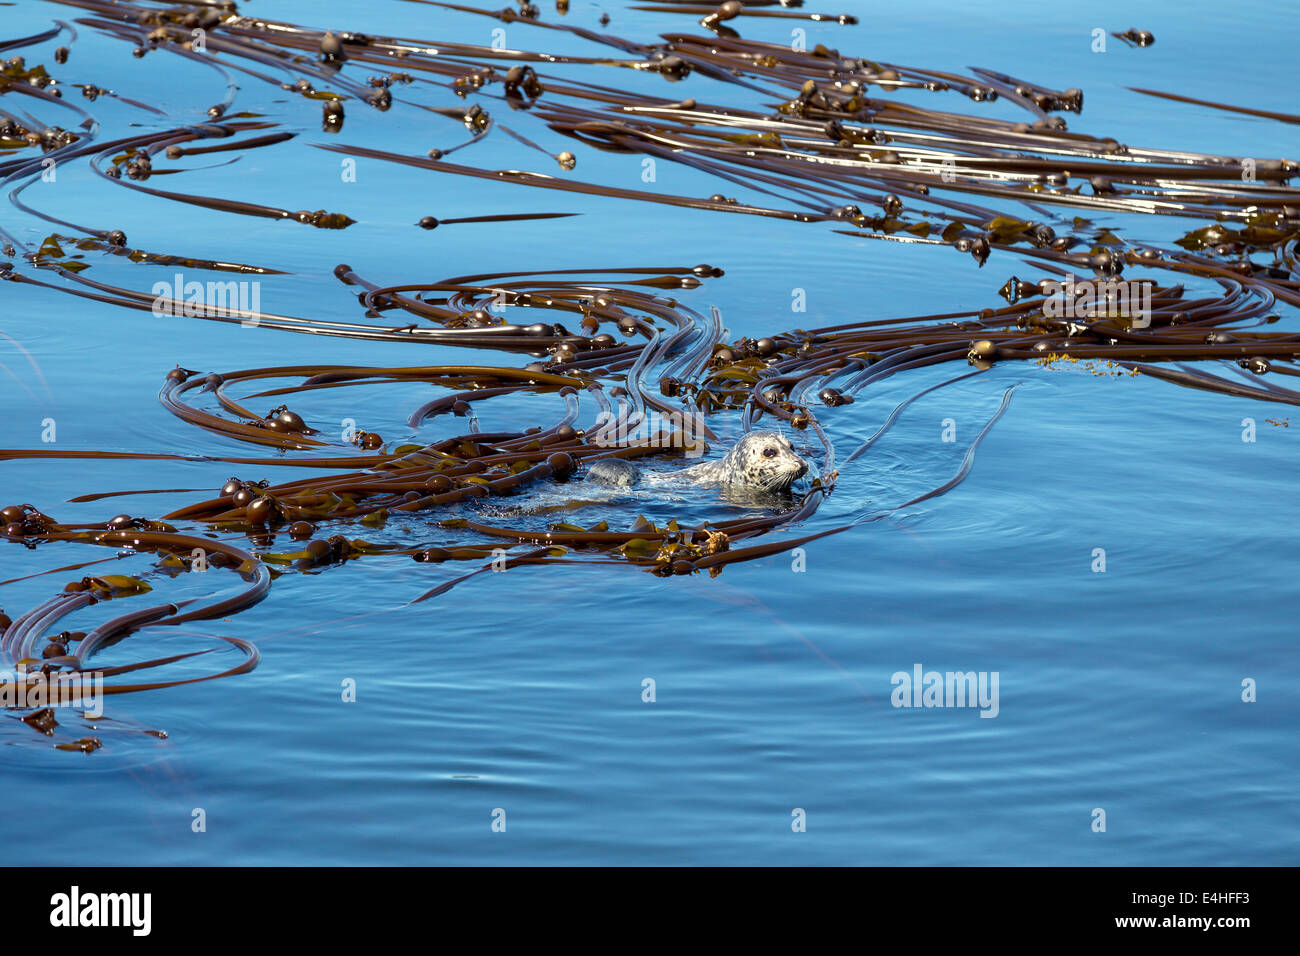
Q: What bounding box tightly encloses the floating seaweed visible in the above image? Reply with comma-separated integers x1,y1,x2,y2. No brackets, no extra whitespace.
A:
0,1,1296,736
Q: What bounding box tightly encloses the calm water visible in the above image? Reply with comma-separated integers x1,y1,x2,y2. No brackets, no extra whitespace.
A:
1,0,1297,865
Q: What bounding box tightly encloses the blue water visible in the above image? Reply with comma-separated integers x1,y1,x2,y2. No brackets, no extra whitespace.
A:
1,0,1297,864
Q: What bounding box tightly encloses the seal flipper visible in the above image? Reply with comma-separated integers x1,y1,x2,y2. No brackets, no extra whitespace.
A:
586,458,642,487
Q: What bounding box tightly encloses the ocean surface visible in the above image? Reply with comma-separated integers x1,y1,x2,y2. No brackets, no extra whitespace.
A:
1,0,1296,865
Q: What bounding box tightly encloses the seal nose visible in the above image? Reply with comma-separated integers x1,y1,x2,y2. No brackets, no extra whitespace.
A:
795,461,808,478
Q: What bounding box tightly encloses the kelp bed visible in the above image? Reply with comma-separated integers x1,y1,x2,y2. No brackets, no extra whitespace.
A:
1,0,1297,739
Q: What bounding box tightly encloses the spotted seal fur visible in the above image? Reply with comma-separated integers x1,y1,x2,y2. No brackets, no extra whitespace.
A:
586,431,809,492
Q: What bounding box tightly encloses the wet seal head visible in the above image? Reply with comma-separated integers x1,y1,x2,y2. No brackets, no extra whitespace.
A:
586,430,809,492
694,431,809,491
585,456,642,487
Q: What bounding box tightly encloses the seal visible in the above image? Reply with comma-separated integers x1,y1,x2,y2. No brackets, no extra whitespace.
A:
586,431,809,492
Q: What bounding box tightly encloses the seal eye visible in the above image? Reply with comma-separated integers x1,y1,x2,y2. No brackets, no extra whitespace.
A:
763,447,777,457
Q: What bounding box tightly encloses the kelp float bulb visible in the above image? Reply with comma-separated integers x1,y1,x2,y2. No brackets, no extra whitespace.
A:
246,496,278,526
288,521,315,540
547,453,575,477
655,55,688,80
1121,28,1155,46
319,31,346,63
424,475,453,494
968,340,999,366
702,1,742,29
272,408,307,432
556,151,576,171
304,539,331,562
418,216,439,230
220,478,242,497
1090,250,1122,276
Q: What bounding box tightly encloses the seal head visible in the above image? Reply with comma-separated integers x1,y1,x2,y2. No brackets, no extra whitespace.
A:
679,431,808,491
585,457,642,487
585,430,809,492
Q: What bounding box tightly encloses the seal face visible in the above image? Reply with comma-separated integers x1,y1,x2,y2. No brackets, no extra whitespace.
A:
680,431,809,492
586,430,809,492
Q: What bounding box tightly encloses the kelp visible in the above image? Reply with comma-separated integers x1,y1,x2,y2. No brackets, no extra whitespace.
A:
0,1,1296,730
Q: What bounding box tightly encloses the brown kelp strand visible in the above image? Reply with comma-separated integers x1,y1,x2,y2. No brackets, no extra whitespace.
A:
0,516,267,701
1,0,1297,721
